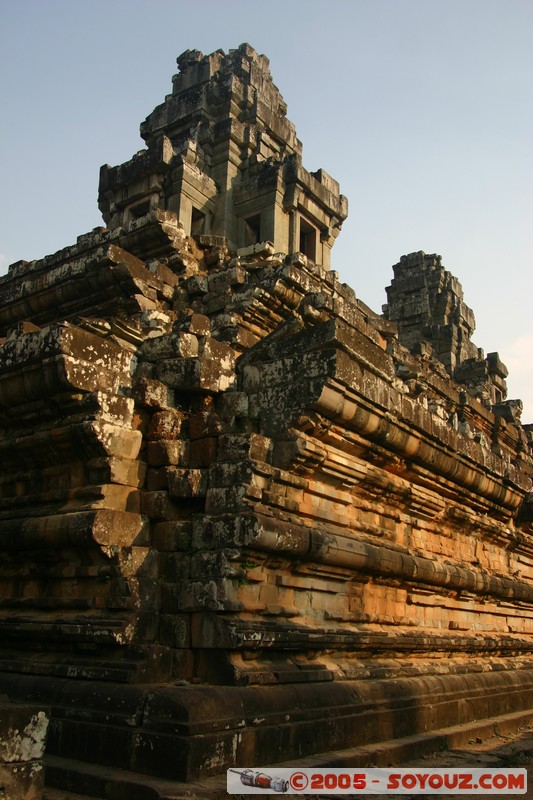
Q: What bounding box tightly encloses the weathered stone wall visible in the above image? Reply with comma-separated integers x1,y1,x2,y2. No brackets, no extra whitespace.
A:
0,43,532,791
1,215,531,782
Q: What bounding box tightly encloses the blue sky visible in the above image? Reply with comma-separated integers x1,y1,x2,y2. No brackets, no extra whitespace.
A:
1,0,532,419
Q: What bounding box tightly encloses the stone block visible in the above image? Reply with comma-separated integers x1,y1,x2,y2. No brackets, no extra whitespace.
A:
216,392,249,419
205,485,246,514
147,408,184,440
146,439,189,467
203,293,229,313
132,376,173,409
157,357,235,393
141,332,199,361
188,312,211,336
189,437,218,467
0,698,48,800
87,455,147,487
216,433,270,462
146,466,170,490
159,614,191,648
186,275,208,296
161,553,191,582
168,468,208,498
152,521,191,551
188,411,223,440
141,491,183,520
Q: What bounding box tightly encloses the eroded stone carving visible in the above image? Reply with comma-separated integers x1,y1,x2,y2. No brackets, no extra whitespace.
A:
0,43,532,793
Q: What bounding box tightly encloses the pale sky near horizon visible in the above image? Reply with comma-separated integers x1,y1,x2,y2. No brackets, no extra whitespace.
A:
1,0,532,420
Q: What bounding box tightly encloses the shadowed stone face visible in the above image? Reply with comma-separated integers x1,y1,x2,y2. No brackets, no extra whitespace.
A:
0,42,531,793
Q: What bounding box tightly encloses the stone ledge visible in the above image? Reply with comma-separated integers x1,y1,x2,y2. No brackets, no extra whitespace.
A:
43,708,533,800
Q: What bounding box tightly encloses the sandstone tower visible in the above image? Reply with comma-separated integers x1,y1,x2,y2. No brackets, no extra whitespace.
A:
0,44,531,796
98,44,347,267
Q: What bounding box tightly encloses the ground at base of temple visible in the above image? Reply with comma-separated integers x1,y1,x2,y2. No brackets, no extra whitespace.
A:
394,725,533,800
42,709,533,800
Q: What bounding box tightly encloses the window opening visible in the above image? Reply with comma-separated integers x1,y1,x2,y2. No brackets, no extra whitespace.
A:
243,214,261,246
191,208,206,235
129,200,150,219
299,217,317,262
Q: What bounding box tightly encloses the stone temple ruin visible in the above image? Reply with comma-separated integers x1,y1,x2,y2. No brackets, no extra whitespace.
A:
0,43,532,798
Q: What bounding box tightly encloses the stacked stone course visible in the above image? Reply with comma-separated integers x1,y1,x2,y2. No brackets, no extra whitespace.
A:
0,43,532,794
